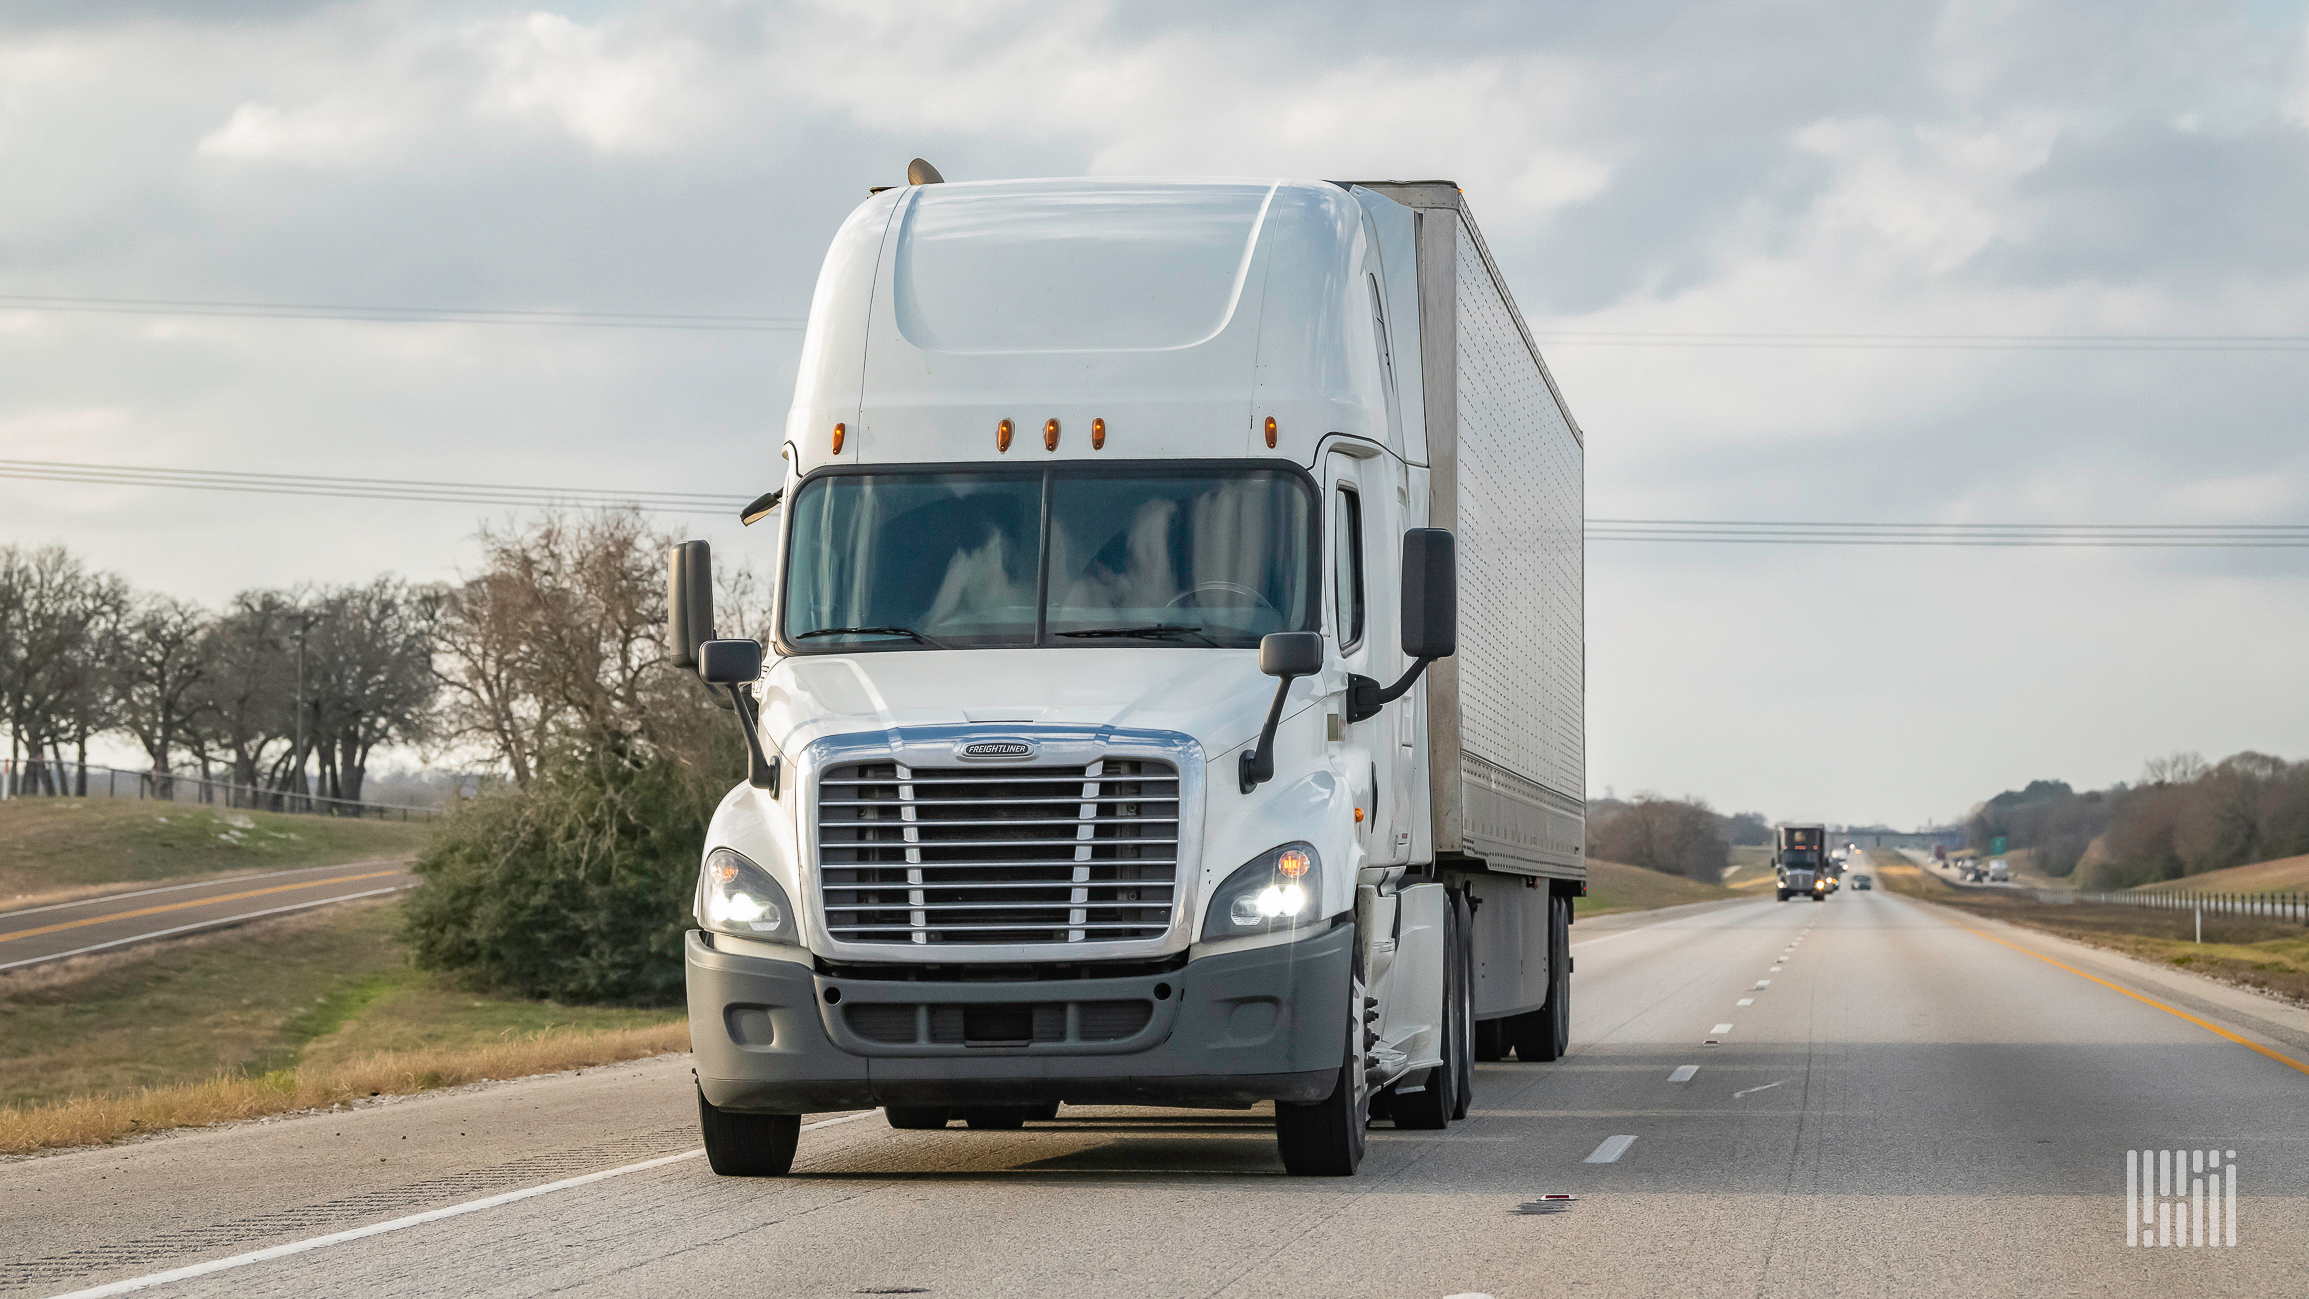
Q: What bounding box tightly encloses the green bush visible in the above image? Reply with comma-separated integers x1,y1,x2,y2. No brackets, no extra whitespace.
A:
403,739,728,1005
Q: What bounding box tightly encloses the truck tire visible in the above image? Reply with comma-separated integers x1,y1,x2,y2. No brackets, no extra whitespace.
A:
961,1108,1029,1130
1776,890,1789,902
1511,894,1571,1062
1393,898,1465,1130
1473,1017,1506,1062
884,1107,952,1130
1450,890,1477,1120
1027,1100,1061,1122
1275,927,1368,1176
697,1087,800,1177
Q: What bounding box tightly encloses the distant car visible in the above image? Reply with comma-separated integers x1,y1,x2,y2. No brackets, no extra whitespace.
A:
1851,873,1873,890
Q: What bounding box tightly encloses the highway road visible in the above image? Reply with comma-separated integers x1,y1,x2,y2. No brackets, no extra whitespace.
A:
6,887,2305,1297
0,861,418,972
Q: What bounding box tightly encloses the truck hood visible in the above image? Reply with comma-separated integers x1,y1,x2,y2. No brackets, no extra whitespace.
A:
755,648,1315,768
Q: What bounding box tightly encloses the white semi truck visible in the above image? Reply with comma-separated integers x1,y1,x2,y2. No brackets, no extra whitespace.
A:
667,168,1585,1177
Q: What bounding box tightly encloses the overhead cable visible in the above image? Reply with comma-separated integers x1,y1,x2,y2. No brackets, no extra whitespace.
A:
4,459,2303,546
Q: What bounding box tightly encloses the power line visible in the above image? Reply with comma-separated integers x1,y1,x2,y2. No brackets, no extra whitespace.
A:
0,294,806,332
4,458,2304,546
3,294,2300,350
1529,331,2309,352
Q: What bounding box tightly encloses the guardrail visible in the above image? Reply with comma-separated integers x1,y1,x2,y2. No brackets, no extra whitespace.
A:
2075,888,2307,925
0,759,440,820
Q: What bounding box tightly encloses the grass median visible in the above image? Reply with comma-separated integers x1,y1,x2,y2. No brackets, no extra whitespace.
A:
1576,858,1741,918
1867,849,2309,1005
2,798,431,906
0,899,688,1157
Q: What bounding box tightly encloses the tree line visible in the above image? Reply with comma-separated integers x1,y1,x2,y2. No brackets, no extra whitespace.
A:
1585,794,1771,881
0,545,431,804
1969,751,2309,888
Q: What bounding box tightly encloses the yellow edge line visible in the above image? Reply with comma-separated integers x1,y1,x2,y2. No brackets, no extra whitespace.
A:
0,870,405,944
1925,905,2309,1079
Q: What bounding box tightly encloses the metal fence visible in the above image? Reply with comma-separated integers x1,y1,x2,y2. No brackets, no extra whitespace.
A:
2076,888,2308,925
0,759,440,821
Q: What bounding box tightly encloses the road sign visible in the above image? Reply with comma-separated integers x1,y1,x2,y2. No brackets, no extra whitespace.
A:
1990,836,2007,855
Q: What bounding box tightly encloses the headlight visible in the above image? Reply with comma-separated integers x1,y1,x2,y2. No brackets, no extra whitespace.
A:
1203,842,1323,940
697,847,799,943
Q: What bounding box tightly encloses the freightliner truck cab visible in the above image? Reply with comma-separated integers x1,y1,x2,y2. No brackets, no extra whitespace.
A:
669,170,1587,1177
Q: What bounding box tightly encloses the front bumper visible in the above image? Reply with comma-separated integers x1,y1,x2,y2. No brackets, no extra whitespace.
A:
687,924,1352,1114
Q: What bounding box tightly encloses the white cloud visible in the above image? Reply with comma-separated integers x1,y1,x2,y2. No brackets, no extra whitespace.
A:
476,11,701,154
197,99,395,164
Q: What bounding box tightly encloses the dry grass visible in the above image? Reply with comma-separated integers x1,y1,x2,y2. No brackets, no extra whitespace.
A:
1576,858,1739,918
2130,853,2309,895
1865,851,2309,1005
0,1020,691,1158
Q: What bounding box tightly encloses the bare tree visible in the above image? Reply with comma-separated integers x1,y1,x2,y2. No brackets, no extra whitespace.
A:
112,595,213,792
189,590,299,794
430,511,705,786
0,545,130,793
302,578,435,803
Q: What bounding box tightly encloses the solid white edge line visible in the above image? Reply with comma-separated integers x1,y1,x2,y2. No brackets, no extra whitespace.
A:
1583,1135,1637,1163
46,1110,879,1298
0,888,410,972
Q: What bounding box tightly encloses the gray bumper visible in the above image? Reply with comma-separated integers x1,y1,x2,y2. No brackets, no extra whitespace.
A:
687,924,1351,1114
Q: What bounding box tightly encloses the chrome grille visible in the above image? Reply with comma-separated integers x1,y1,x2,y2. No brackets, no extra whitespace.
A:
817,760,1180,945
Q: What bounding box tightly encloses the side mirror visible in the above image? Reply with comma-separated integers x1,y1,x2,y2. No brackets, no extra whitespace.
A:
1258,631,1324,679
1400,528,1457,660
1242,632,1326,794
667,540,714,668
698,638,764,686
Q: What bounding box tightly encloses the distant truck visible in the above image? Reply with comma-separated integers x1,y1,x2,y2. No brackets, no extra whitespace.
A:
1987,859,2010,883
1775,823,1830,902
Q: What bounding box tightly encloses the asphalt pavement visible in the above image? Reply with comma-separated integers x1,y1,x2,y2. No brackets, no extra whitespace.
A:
0,860,418,972
6,886,2305,1297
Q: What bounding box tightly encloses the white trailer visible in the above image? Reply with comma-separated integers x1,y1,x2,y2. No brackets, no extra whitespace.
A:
670,167,1585,1177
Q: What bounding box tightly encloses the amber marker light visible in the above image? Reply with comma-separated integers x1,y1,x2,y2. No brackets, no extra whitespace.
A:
1264,415,1278,448
831,422,846,455
1277,847,1312,879
1091,417,1106,449
997,419,1013,452
1044,418,1060,451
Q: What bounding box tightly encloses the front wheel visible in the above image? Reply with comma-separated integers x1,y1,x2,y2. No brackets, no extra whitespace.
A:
1276,927,1369,1176
698,1088,800,1176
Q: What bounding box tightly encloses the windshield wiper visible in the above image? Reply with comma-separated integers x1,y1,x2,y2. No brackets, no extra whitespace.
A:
1054,624,1216,645
796,625,945,647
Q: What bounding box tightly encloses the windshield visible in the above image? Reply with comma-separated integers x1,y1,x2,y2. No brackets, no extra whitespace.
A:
781,465,1317,651
1783,849,1820,867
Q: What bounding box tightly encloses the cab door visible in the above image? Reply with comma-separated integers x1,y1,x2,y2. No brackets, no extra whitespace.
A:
1326,446,1408,865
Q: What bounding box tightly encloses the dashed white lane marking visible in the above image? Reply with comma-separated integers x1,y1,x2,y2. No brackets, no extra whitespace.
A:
1668,1065,1697,1082
1583,1135,1638,1163
1754,980,1770,988
48,1111,880,1297
1711,1023,1734,1034
1734,1081,1785,1099
1736,998,1754,1006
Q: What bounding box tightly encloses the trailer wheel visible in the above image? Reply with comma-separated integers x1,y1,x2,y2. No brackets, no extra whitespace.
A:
884,1107,953,1130
1276,926,1368,1176
1450,890,1477,1120
1473,1017,1506,1062
1392,899,1463,1130
1511,895,1571,1062
697,1087,800,1176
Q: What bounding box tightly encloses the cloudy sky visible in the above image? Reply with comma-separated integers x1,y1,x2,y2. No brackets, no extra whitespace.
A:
4,0,2306,826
